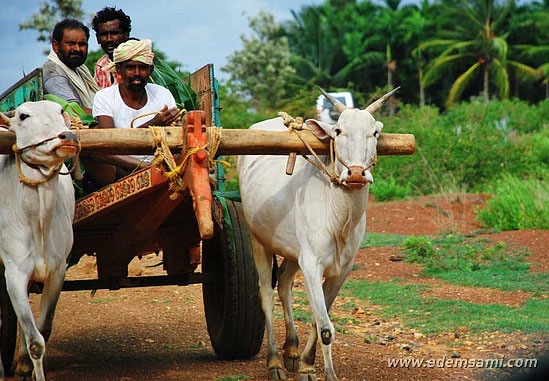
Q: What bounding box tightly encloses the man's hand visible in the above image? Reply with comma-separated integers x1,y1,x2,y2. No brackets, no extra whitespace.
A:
140,105,182,127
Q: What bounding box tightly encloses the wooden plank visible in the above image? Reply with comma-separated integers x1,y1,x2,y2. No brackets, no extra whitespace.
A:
0,129,415,156
187,64,214,127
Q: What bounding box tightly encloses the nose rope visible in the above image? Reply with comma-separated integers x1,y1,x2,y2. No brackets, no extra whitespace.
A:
12,132,81,186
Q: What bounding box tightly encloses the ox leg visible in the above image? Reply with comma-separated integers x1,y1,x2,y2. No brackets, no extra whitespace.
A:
300,266,353,381
298,253,335,380
251,237,286,380
36,266,65,343
277,259,300,372
4,268,45,381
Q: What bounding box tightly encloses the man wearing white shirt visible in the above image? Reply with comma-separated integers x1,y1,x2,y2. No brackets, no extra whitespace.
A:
86,39,182,187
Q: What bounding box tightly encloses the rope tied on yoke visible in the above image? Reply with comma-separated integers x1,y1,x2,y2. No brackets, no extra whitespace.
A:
149,122,224,200
278,111,344,186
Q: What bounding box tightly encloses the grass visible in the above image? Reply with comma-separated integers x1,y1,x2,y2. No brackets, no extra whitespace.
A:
215,376,249,381
342,280,549,334
361,233,408,248
476,175,549,230
402,235,549,293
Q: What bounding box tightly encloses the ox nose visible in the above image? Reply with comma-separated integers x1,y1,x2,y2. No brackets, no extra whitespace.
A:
346,166,372,189
57,131,78,144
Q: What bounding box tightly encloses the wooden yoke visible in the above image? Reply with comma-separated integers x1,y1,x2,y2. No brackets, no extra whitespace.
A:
183,110,214,239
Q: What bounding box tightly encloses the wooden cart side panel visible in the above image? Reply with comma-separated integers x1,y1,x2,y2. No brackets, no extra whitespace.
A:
0,68,44,112
187,64,214,127
73,166,166,226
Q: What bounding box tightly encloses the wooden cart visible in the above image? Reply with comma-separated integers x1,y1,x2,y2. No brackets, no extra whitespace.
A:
0,65,415,372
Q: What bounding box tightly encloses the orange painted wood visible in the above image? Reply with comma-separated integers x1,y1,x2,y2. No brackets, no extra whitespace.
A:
182,110,214,239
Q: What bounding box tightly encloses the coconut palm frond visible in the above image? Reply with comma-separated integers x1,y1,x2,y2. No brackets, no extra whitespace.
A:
539,63,549,76
423,53,472,88
439,40,478,59
446,62,481,108
508,60,543,82
491,37,508,61
418,39,458,52
491,59,510,100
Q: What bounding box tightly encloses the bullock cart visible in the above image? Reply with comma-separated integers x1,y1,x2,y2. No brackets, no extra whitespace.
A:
0,65,415,372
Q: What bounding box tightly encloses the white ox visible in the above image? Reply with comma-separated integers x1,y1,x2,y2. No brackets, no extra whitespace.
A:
238,88,397,381
0,101,79,380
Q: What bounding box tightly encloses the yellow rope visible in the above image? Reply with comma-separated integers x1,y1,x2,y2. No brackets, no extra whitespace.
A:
69,116,83,180
206,126,223,169
13,147,62,186
131,111,162,128
278,111,342,185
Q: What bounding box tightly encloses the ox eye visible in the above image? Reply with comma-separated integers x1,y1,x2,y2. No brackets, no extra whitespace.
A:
373,130,380,138
335,128,341,136
19,113,30,121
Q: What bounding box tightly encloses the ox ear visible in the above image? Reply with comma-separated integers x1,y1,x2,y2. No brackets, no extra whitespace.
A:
305,119,334,141
0,112,12,129
62,110,72,128
375,121,384,133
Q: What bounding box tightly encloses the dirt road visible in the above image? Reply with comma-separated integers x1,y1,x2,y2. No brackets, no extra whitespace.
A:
13,194,548,380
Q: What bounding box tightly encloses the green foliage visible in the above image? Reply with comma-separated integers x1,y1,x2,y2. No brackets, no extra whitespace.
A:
376,99,549,195
401,234,549,292
476,175,549,230
420,0,541,107
217,82,275,129
402,236,437,263
343,280,549,334
370,177,412,201
19,0,86,44
222,11,295,111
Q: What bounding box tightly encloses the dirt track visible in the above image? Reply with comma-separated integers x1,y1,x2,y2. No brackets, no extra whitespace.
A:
12,195,549,380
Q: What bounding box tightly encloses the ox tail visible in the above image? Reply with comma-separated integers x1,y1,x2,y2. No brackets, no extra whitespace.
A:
271,255,279,289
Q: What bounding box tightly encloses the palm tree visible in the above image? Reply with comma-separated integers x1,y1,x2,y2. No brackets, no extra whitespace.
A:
420,0,541,108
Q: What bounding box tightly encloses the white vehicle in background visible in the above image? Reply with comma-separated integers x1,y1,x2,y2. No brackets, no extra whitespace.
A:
316,91,354,123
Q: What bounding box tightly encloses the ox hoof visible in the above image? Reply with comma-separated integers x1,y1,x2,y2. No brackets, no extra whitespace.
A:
283,355,300,372
268,366,287,380
14,362,33,379
298,371,317,381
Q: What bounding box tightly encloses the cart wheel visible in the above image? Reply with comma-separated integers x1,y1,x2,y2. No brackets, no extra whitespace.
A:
0,267,17,375
202,199,265,359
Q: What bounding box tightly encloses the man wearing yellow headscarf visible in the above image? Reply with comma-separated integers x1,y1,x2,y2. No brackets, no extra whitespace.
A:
85,39,182,187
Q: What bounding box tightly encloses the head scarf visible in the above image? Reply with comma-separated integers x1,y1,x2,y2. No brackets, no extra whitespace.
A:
105,39,155,72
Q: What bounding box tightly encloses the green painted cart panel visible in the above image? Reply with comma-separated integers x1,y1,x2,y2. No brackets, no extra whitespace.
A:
0,68,44,113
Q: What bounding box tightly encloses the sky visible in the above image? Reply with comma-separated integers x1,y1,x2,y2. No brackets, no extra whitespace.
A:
0,0,324,92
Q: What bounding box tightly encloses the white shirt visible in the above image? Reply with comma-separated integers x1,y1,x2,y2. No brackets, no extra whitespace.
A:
92,83,176,162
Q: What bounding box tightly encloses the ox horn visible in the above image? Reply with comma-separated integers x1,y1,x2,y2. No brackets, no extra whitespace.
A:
318,86,348,113
365,86,401,114
0,112,12,127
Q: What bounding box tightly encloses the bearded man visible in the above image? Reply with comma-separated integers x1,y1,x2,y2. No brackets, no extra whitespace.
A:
85,39,181,187
43,19,100,114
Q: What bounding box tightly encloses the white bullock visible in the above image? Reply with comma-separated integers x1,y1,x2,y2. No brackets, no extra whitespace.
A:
0,101,79,380
238,88,397,381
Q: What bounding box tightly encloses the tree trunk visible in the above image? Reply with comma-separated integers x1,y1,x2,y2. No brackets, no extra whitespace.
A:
387,43,395,116
419,68,425,107
483,64,489,102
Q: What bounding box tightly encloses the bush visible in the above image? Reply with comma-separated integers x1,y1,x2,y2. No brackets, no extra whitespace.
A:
370,177,411,201
402,236,436,263
476,175,549,231
377,100,549,195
